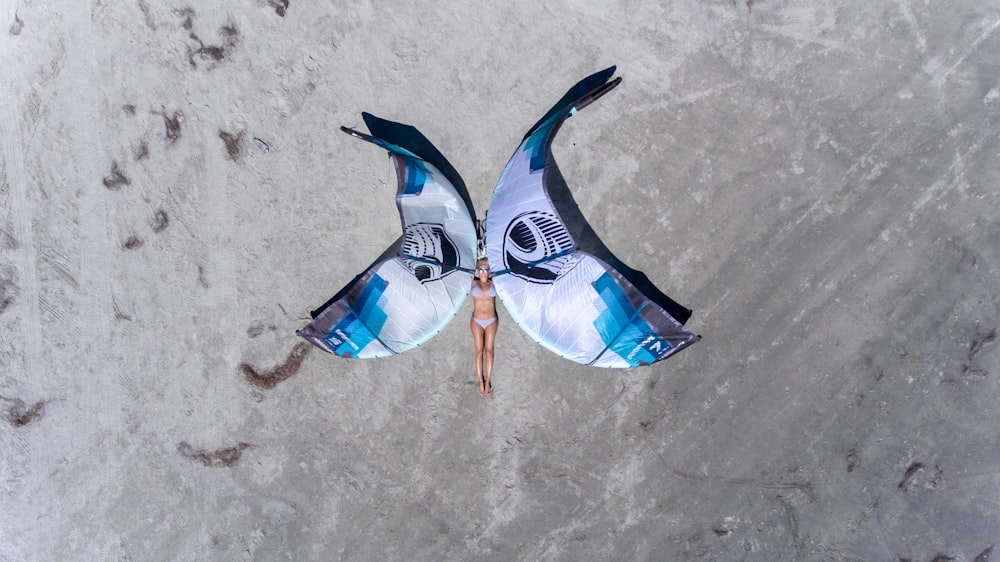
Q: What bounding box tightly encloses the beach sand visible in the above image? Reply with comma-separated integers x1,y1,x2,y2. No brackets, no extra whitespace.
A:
2,1,999,560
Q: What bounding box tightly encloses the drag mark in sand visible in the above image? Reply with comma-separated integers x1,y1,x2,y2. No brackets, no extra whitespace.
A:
1,396,46,428
898,462,925,490
102,161,130,189
113,298,132,321
241,342,312,389
898,462,943,492
669,467,817,502
961,327,996,378
196,264,209,288
177,441,253,467
775,494,801,558
847,491,881,532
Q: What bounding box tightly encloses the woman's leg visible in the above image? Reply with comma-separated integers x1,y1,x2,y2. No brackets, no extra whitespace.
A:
470,320,486,394
483,320,497,394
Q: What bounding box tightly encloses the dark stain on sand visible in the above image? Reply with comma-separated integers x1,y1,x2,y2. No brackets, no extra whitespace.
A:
268,0,290,17
0,273,17,313
176,7,195,30
185,18,240,69
196,264,209,288
161,111,183,144
177,441,253,467
123,236,143,250
219,130,243,161
9,11,23,36
845,446,858,473
2,397,45,428
247,323,278,338
133,141,149,161
151,209,169,233
102,161,130,190
242,342,312,389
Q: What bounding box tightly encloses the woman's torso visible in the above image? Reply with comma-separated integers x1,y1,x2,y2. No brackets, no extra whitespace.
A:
472,281,496,318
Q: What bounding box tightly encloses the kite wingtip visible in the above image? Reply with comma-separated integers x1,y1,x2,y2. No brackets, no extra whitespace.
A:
341,125,365,138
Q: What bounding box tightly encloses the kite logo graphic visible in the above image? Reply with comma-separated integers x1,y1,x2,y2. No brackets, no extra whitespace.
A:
503,211,580,284
401,222,461,283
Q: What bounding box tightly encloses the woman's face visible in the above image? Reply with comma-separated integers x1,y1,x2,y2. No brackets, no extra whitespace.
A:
477,263,490,282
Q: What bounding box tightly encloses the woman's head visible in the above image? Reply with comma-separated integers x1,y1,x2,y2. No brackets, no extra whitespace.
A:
476,258,490,280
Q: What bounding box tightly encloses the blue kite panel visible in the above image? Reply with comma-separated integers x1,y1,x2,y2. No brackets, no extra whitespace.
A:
593,272,672,367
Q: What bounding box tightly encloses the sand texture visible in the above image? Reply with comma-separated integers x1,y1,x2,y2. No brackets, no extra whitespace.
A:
2,1,999,560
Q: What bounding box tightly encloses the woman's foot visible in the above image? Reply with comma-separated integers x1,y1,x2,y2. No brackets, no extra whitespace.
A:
479,377,487,395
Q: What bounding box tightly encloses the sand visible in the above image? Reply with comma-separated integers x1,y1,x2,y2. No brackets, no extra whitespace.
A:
2,1,999,560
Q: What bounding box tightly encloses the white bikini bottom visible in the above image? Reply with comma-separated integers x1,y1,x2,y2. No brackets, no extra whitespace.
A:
472,316,497,329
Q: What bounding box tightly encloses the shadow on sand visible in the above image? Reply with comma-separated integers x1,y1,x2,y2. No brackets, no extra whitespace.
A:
521,65,694,325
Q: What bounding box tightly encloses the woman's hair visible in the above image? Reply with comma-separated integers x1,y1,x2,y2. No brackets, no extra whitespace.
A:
476,258,490,268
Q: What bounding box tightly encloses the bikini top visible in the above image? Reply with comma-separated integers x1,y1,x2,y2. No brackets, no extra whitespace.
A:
471,282,496,298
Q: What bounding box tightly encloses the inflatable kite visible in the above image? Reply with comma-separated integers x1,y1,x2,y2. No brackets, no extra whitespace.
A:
297,67,701,367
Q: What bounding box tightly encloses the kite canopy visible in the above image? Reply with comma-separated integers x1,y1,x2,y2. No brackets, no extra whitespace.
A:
299,67,699,367
296,128,477,358
484,68,700,367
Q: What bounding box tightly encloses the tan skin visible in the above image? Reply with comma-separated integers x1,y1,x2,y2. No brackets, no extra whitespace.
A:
470,261,497,395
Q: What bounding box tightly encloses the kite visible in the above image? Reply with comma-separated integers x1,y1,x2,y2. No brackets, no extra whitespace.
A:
295,130,478,358
297,67,701,367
